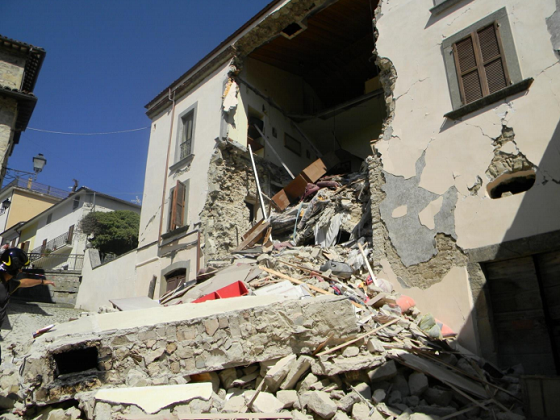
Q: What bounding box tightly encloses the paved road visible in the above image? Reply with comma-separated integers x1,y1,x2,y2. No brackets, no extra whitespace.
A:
0,299,83,362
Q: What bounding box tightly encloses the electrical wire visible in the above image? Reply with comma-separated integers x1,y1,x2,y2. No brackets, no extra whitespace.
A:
26,126,149,136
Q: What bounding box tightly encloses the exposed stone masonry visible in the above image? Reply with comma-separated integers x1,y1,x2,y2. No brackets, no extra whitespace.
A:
200,140,290,261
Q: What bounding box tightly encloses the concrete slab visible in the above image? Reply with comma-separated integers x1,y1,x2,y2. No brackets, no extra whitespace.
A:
110,297,161,311
95,383,212,414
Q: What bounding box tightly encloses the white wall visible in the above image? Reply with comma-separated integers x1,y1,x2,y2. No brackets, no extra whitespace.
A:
376,0,560,251
75,249,138,312
139,63,230,248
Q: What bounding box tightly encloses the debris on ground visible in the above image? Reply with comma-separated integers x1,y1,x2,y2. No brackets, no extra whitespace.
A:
0,166,527,419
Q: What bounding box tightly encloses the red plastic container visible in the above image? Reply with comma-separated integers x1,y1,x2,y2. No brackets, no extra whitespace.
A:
192,281,249,303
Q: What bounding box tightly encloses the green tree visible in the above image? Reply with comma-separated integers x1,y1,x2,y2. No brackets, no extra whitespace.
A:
79,210,140,256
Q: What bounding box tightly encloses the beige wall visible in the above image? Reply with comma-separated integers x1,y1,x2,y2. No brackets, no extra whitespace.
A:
374,0,560,351
6,190,58,230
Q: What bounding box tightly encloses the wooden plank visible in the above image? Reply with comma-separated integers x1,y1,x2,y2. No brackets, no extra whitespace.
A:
233,221,270,252
315,317,400,356
271,190,290,211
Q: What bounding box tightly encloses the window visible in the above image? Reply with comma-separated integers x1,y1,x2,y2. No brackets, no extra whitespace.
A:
168,180,189,232
46,213,52,225
73,196,80,210
175,105,197,165
442,8,531,119
284,133,301,156
453,23,509,105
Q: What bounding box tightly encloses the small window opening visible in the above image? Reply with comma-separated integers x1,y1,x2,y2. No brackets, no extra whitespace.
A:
281,21,306,39
72,196,80,210
245,199,258,223
488,171,536,199
247,109,265,153
46,213,52,225
53,347,99,377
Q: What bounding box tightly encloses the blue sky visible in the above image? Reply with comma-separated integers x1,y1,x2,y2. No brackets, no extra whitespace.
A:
1,1,267,202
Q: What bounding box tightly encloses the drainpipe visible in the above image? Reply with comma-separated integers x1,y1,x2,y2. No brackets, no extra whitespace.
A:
157,89,177,245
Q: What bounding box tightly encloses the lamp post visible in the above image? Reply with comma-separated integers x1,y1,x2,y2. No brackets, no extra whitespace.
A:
32,153,47,180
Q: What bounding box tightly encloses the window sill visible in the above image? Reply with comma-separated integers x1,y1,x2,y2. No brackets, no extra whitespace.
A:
444,78,533,120
169,154,194,173
430,0,467,15
161,225,190,246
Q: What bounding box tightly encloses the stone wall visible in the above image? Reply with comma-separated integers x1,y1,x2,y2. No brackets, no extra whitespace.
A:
13,271,81,307
200,140,290,261
21,295,358,405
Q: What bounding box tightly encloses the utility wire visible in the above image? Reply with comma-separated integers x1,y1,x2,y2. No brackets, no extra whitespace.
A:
27,126,149,136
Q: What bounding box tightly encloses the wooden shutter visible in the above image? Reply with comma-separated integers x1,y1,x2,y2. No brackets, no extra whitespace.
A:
453,23,509,105
21,241,30,252
67,225,74,244
41,239,47,254
169,181,186,231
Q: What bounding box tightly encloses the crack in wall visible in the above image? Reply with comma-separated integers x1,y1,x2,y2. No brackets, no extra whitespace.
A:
485,125,536,181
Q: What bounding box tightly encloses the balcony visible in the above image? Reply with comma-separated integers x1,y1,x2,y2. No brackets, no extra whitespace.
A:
30,231,72,255
1,178,69,200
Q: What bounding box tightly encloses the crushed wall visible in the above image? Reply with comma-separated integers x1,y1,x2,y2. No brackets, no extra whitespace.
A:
21,295,358,405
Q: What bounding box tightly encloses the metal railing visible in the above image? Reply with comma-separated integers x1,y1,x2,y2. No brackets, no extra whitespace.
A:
28,253,84,271
1,178,69,200
30,231,70,255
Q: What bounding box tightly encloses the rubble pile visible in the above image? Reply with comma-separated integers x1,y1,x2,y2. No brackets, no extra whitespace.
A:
0,170,527,419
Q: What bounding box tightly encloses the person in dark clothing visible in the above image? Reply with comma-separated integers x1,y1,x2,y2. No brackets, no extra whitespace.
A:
0,248,55,361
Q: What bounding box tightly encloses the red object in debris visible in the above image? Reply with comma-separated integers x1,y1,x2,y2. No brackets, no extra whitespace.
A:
436,319,456,337
365,275,373,286
396,295,416,313
316,181,339,189
192,281,249,303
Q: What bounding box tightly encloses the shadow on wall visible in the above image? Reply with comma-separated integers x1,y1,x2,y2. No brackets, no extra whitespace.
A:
464,117,560,376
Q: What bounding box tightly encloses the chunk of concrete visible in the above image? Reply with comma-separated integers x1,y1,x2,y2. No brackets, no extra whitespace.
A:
265,354,296,393
408,372,428,396
372,389,386,403
268,390,292,409
352,383,371,400
219,368,238,389
297,372,319,393
24,295,359,404
367,360,398,382
302,391,338,419
223,395,246,413
280,356,313,390
337,393,360,412
245,391,284,413
95,383,212,414
333,411,351,420
352,402,384,420
366,338,386,354
391,374,410,397
423,386,453,406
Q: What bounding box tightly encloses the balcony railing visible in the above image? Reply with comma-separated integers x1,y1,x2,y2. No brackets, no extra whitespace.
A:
30,231,71,255
28,253,84,271
1,178,69,200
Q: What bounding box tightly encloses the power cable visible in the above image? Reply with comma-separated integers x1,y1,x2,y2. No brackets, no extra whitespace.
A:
26,126,149,136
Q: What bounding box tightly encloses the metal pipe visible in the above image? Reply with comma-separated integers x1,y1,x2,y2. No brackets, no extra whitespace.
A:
157,90,177,244
248,145,268,221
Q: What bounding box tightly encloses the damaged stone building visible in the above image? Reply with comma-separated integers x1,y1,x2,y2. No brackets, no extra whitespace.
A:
77,0,560,378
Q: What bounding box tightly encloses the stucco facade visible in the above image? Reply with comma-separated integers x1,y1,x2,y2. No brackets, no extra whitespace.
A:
80,0,560,373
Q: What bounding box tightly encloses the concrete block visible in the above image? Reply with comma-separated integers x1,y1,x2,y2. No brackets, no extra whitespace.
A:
367,360,397,382
245,391,284,413
22,295,358,404
313,354,385,376
408,372,428,396
276,390,298,408
265,355,296,393
301,391,338,419
280,356,313,390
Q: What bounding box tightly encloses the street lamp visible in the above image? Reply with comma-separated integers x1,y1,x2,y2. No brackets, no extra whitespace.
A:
32,154,47,179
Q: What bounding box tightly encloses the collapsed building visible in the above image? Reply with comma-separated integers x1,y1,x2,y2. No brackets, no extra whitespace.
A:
64,0,560,414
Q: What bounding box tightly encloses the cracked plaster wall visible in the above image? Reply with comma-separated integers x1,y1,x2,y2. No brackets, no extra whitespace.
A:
373,0,560,261
368,0,560,348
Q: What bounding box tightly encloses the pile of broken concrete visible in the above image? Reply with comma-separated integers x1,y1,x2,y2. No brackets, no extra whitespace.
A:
0,242,526,420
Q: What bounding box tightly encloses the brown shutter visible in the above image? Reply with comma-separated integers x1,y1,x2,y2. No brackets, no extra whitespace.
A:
67,225,74,244
477,23,509,94
169,181,186,231
453,23,510,106
21,241,30,252
453,35,483,105
41,239,47,254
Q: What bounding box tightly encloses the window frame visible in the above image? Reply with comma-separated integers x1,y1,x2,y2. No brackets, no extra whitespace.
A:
167,180,189,233
442,8,526,116
174,103,197,167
